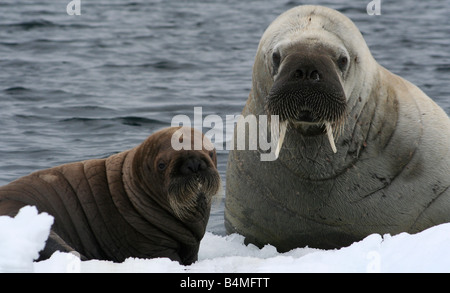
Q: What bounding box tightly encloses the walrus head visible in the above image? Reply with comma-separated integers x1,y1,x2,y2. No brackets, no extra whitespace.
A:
255,5,377,156
139,127,221,222
265,46,348,154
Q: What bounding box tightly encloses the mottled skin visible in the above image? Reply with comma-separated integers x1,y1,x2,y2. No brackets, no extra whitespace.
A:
0,127,221,265
225,5,450,251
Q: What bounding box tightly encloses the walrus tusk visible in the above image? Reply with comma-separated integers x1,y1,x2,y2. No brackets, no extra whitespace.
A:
325,122,337,153
274,120,288,158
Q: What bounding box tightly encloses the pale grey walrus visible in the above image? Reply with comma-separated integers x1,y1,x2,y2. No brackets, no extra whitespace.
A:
0,126,221,265
225,5,450,251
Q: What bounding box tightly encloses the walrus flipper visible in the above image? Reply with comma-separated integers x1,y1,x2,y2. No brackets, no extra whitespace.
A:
37,230,87,261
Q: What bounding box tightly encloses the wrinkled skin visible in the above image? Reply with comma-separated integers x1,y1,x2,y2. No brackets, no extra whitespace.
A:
225,5,450,251
0,127,221,265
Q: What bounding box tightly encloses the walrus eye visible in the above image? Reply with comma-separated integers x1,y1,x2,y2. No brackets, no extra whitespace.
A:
272,51,281,76
157,162,166,171
338,56,348,71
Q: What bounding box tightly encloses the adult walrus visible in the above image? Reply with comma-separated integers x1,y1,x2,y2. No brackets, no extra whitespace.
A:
225,5,450,251
0,126,221,265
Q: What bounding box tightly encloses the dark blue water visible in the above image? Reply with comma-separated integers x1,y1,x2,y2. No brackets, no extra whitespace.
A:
0,0,449,235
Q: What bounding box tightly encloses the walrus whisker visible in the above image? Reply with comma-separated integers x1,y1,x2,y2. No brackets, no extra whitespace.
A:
168,179,201,219
330,116,347,143
168,171,221,221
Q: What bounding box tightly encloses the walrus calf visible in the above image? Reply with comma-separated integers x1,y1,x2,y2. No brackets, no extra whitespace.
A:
225,5,450,251
0,126,221,265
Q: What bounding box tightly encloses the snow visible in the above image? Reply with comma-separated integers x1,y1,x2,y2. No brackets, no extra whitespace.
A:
0,206,53,273
1,206,450,273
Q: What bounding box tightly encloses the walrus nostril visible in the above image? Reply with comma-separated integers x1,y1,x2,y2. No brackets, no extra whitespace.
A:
292,68,320,81
180,158,207,175
310,70,320,81
294,69,304,79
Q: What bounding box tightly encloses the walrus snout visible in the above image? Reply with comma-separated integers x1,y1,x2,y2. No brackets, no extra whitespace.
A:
167,150,221,221
179,156,208,175
266,52,347,125
297,110,315,123
266,50,348,154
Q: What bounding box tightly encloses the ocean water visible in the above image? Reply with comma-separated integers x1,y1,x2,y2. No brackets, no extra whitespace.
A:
0,0,449,235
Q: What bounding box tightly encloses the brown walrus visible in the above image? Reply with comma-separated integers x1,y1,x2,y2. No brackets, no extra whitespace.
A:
0,126,221,265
